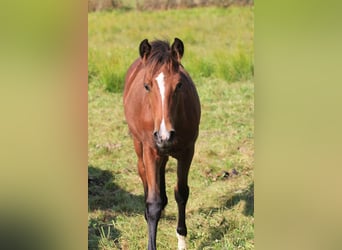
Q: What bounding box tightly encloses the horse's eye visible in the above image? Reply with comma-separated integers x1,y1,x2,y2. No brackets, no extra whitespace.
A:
144,83,151,92
176,82,182,91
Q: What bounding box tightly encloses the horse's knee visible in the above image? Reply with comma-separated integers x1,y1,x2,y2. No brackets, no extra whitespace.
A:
146,201,162,221
174,185,189,205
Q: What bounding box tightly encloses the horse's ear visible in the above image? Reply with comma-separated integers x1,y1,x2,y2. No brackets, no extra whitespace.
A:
139,39,151,60
171,37,184,62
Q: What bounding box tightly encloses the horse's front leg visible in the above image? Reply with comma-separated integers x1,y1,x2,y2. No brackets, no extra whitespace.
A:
143,145,165,250
133,138,147,198
174,146,194,250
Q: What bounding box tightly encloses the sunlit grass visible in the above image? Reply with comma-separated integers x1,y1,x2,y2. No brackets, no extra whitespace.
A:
88,6,253,92
88,78,254,249
88,6,254,250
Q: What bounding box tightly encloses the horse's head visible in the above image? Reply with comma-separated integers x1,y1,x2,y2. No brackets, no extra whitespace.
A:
139,38,185,150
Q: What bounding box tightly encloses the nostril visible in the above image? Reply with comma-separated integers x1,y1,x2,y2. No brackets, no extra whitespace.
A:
153,131,159,140
169,130,176,140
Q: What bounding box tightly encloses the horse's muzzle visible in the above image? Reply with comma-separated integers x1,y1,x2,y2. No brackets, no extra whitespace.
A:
153,130,175,150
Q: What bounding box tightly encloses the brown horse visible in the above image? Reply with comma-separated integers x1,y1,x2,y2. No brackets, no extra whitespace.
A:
123,38,201,250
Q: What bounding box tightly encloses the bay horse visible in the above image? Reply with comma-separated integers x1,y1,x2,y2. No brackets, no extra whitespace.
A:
123,38,201,250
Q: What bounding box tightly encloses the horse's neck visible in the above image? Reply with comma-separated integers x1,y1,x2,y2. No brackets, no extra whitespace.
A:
127,59,144,84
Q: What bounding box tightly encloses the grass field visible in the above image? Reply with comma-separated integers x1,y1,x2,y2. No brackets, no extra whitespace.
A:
88,6,254,250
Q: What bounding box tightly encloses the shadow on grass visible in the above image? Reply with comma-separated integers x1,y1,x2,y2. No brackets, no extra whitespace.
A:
88,165,145,249
196,182,254,249
225,182,254,217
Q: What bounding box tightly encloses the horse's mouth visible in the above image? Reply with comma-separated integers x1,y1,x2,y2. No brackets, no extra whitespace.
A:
155,141,174,154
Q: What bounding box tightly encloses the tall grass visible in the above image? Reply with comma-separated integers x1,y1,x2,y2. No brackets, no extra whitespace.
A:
88,6,254,92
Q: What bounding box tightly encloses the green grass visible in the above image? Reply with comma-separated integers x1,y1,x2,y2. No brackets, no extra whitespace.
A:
88,6,253,92
89,6,254,250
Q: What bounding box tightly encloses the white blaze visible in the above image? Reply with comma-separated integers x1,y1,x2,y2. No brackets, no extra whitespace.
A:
155,72,169,140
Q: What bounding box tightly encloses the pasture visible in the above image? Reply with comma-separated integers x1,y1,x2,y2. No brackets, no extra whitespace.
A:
88,6,254,250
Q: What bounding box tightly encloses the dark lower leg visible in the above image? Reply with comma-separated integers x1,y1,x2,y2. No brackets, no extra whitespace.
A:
159,156,168,210
174,185,189,236
146,197,162,250
174,147,193,237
